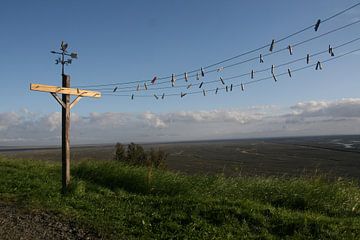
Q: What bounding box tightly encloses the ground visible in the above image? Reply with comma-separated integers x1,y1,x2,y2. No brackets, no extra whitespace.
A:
0,201,100,240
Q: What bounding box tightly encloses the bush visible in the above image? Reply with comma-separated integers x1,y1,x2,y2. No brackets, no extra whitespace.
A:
114,143,167,169
114,143,126,162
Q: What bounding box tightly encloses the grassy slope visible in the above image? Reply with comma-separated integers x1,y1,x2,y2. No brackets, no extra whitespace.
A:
0,158,359,239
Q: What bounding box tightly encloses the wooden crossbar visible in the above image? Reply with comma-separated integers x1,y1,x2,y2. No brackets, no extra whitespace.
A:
30,83,101,98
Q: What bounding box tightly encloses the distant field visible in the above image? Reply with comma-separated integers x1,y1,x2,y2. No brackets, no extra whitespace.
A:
1,135,360,179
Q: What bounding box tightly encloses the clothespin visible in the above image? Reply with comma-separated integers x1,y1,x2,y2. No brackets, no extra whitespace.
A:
181,92,187,98
226,86,228,92
315,61,322,70
288,45,293,55
201,67,205,77
144,83,148,90
154,94,159,99
131,94,134,100
196,72,200,80
314,19,321,32
241,83,244,91
217,67,224,72
260,54,264,63
203,89,206,96
77,88,80,93
184,72,188,82
271,65,275,75
171,74,176,86
113,87,118,92
272,74,277,82
162,93,165,99
220,77,225,85
199,82,203,88
187,84,192,89
151,76,157,84
172,81,175,87
215,88,219,94
287,68,292,78
251,70,254,79
329,45,335,56
230,84,233,91
269,39,275,52
136,84,140,91
306,54,310,64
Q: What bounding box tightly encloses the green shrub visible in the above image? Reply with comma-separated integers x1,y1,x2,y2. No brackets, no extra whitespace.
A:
114,143,167,169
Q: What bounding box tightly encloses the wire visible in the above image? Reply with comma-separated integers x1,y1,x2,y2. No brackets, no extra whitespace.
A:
102,47,360,98
98,37,360,93
75,2,360,89
83,18,360,90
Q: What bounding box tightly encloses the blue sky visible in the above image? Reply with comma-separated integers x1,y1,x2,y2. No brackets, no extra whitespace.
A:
1,1,360,145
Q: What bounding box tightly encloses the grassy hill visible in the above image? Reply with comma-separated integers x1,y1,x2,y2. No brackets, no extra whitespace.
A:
0,157,360,239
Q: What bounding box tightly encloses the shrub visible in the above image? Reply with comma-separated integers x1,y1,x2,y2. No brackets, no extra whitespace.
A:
114,142,126,162
114,143,167,169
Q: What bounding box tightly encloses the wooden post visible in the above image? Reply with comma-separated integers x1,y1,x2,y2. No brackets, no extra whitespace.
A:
62,74,71,193
30,81,100,193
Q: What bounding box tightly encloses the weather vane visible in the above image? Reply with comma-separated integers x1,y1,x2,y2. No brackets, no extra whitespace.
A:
51,41,78,75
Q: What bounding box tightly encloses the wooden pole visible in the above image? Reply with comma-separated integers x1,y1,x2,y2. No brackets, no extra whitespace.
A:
62,74,71,193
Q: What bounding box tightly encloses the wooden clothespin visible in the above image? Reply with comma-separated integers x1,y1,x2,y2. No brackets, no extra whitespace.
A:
315,61,322,70
203,89,206,96
77,88,80,93
136,84,140,91
187,84,192,89
151,76,157,84
171,74,176,86
162,93,165,99
181,92,187,98
184,72,188,82
220,77,225,85
215,88,219,94
251,70,254,79
230,84,233,91
196,72,200,80
314,19,321,32
288,45,293,55
271,65,275,75
154,94,159,99
287,68,292,78
199,82,203,88
113,87,118,92
226,86,228,92
241,83,244,91
201,67,205,77
269,39,275,52
329,45,335,56
144,83,148,90
260,54,264,63
272,74,277,82
306,54,310,64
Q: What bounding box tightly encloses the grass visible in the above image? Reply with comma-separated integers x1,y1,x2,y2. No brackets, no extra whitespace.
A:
0,157,360,239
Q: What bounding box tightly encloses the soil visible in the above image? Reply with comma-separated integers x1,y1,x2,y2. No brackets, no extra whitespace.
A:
0,201,101,240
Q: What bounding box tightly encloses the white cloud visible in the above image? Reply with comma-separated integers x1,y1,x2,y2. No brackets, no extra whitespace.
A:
0,98,359,145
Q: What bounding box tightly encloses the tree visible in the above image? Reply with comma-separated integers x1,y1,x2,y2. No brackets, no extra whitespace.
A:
114,142,126,162
126,142,147,166
149,148,167,169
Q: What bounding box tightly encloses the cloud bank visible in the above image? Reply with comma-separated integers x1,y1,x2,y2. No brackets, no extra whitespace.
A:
0,98,359,146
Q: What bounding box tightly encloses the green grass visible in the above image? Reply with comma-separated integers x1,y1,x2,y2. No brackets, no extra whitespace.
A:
0,157,360,239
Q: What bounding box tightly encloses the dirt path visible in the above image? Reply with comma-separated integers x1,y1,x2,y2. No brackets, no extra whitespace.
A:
0,202,101,240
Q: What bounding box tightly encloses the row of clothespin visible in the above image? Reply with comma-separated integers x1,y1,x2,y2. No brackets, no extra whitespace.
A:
116,18,326,94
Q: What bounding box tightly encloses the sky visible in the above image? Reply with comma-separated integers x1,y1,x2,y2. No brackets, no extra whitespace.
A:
1,0,360,145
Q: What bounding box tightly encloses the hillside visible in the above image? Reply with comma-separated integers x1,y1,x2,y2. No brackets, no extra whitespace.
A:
0,157,360,239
